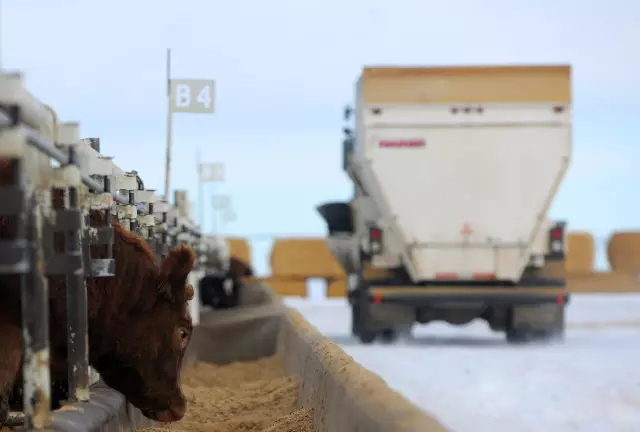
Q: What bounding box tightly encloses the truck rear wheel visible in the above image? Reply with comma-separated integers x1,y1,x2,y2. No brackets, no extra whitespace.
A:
506,328,564,343
505,304,565,344
379,328,398,344
358,330,377,344
352,303,388,344
353,317,402,345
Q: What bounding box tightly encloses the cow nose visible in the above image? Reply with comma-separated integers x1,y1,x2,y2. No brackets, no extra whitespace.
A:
152,396,186,423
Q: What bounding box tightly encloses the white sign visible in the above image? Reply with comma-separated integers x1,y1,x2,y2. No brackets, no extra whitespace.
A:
211,194,231,210
170,79,215,113
199,163,225,182
220,209,236,223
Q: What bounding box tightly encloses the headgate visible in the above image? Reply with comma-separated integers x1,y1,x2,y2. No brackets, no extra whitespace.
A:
0,71,217,430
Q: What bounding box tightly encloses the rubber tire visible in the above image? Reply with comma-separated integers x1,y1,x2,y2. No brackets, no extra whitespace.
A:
506,328,564,344
352,303,378,344
505,329,532,344
351,304,361,337
379,328,398,344
358,331,377,344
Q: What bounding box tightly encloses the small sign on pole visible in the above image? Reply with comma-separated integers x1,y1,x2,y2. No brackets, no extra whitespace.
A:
163,48,217,201
220,209,237,223
170,79,215,114
199,163,225,183
211,194,232,211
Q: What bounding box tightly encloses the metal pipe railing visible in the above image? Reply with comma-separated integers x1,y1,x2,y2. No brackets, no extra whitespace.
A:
0,96,203,430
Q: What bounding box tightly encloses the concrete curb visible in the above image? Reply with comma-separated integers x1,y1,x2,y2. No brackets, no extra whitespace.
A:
279,306,448,432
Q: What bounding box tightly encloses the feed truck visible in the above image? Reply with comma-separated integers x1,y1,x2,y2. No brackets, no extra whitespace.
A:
317,65,572,344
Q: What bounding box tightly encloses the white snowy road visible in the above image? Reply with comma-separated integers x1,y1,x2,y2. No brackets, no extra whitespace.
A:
286,294,640,432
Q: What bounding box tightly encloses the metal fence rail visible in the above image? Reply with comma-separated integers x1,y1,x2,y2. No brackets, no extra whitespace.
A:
0,71,214,430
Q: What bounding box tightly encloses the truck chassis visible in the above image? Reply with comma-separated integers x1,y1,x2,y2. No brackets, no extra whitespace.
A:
349,258,569,344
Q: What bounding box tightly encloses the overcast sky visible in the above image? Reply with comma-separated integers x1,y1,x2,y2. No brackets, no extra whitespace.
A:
3,0,639,272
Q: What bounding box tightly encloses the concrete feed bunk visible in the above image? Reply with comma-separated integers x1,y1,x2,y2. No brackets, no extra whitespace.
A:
169,283,447,432
21,283,445,431
139,357,313,431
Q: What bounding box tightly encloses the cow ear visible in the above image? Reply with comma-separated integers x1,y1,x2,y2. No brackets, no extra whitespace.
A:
157,280,173,302
159,244,196,302
184,284,195,301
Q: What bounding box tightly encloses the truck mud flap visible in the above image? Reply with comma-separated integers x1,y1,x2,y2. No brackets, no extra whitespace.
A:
511,304,565,332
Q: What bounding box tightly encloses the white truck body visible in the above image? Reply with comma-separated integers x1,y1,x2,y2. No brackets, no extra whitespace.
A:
347,65,571,283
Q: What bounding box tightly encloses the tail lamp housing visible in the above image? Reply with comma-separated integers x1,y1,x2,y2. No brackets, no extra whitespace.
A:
548,222,566,258
368,226,383,255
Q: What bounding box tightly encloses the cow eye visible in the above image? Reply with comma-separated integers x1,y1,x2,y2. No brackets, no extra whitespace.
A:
178,327,189,349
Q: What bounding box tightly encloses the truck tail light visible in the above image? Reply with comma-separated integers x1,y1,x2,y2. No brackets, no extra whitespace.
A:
549,223,565,255
369,226,383,255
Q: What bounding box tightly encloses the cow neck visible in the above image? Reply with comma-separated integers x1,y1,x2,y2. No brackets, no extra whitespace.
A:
88,223,160,358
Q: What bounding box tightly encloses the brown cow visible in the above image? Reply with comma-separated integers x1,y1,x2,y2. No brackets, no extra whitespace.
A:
49,222,195,422
0,291,21,428
0,159,195,425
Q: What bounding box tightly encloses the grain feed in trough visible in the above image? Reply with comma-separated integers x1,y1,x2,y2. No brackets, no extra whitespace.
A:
138,357,313,432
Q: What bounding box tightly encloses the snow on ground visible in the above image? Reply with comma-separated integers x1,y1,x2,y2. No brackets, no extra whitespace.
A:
286,294,640,432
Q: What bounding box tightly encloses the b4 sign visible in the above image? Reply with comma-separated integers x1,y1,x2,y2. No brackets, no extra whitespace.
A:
170,79,215,113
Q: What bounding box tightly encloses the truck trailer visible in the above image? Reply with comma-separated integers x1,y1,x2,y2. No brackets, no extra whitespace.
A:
317,65,572,344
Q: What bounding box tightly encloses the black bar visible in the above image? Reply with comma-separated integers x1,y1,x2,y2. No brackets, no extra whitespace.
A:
0,109,12,127
128,191,137,232
85,227,113,246
0,186,25,214
368,278,566,288
21,192,52,429
368,293,571,307
65,186,89,403
103,207,113,261
0,239,29,273
160,212,168,259
45,254,83,275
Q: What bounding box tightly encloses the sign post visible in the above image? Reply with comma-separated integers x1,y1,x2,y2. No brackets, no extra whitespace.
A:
198,158,225,231
211,194,233,234
163,48,216,203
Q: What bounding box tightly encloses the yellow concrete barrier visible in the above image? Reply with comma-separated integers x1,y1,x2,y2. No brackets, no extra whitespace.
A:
263,276,308,297
327,278,348,297
607,232,640,274
226,237,252,267
270,238,345,279
566,232,595,274
567,271,640,293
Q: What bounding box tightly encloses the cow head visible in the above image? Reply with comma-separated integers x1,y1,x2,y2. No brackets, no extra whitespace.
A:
93,244,196,423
